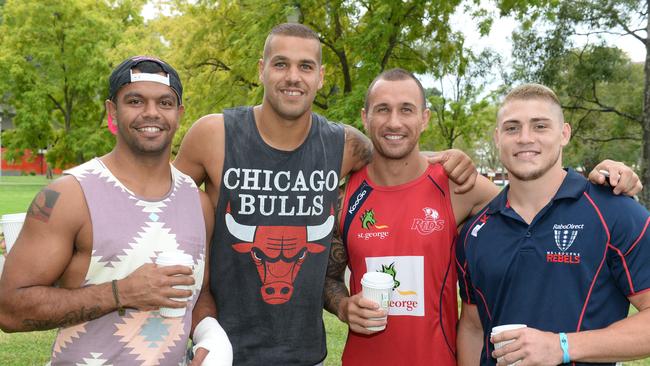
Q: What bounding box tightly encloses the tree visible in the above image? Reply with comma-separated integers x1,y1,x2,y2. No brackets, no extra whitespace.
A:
155,0,468,138
501,0,649,206
511,42,643,170
0,0,146,168
0,0,6,24
424,49,501,151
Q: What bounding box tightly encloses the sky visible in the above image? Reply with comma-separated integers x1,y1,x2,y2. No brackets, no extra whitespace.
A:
142,1,646,92
142,2,645,63
450,8,645,64
424,4,646,91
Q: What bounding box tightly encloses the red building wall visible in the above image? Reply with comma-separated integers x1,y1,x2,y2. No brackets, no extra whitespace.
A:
0,148,62,175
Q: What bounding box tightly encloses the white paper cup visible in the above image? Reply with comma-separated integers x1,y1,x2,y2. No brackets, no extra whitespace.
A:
491,324,527,365
1,213,27,253
156,251,194,318
361,272,394,331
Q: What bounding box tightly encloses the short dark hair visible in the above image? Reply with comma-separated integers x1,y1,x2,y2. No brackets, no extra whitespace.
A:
364,68,426,111
263,23,322,63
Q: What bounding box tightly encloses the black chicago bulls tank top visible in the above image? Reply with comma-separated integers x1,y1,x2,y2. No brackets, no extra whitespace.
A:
211,106,344,366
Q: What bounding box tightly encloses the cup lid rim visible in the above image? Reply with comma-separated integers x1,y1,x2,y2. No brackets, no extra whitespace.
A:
155,251,194,265
491,324,527,334
361,271,394,288
1,213,27,221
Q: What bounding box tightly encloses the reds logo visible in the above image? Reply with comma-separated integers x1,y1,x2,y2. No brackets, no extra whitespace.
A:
225,207,334,305
411,207,444,235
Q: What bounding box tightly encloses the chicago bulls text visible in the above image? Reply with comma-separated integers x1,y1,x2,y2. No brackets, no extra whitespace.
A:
223,168,339,216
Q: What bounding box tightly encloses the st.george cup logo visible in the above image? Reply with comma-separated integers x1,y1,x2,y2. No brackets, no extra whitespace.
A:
553,223,584,251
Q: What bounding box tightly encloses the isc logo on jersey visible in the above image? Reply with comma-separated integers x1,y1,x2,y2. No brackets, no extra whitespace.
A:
471,214,489,237
365,256,425,316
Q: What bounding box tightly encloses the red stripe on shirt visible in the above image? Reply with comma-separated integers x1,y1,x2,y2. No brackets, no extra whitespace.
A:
577,193,611,331
625,216,650,256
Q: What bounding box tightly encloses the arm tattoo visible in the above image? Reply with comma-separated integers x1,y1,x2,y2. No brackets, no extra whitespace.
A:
27,188,60,223
22,305,103,331
324,189,350,315
345,125,372,167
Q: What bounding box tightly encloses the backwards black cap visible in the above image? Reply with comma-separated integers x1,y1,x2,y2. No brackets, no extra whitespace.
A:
108,56,183,104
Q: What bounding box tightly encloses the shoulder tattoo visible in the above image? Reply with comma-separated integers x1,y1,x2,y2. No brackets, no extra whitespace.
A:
27,188,60,223
344,126,372,166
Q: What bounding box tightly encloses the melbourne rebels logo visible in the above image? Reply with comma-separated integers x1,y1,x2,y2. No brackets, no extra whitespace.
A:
547,224,584,264
553,223,584,251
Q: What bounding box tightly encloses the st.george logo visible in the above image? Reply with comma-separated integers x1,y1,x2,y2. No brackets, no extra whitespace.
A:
361,209,376,229
360,209,388,230
379,262,417,296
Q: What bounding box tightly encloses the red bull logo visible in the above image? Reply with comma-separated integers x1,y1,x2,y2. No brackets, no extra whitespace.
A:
226,209,334,305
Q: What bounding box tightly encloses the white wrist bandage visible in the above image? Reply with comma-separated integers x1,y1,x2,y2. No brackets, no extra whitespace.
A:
192,317,233,366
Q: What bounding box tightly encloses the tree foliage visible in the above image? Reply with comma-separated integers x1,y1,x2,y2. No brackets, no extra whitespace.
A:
155,0,467,138
0,0,508,171
503,0,649,206
423,49,501,151
512,42,643,168
0,0,147,168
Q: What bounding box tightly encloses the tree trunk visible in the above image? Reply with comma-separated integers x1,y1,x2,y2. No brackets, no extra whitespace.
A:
641,6,650,208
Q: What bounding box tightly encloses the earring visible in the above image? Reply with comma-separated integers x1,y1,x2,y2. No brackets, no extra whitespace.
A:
107,114,117,135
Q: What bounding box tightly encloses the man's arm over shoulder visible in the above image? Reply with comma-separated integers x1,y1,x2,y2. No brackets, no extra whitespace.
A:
589,159,643,196
423,149,478,193
174,114,225,188
450,174,499,228
340,125,372,178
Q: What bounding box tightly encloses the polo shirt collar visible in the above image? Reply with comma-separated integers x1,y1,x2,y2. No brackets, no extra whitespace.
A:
486,168,588,215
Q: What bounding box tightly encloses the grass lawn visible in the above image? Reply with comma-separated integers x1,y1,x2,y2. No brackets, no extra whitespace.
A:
0,329,55,365
0,313,348,365
0,175,53,216
0,175,347,365
1,176,649,365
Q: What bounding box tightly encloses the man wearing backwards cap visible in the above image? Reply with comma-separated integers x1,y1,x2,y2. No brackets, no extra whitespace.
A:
0,56,227,365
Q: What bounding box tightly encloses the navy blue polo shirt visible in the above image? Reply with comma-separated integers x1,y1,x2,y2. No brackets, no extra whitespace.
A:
456,169,650,366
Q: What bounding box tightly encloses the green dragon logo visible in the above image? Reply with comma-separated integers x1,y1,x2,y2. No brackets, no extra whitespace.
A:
360,209,376,229
379,262,400,289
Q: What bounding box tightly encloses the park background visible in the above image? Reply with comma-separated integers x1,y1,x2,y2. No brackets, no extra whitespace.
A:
0,0,648,364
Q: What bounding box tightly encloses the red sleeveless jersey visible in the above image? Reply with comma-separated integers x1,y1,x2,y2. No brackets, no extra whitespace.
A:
340,163,458,365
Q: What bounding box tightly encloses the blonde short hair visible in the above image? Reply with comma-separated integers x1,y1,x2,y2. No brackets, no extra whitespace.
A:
502,83,561,108
499,83,563,122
